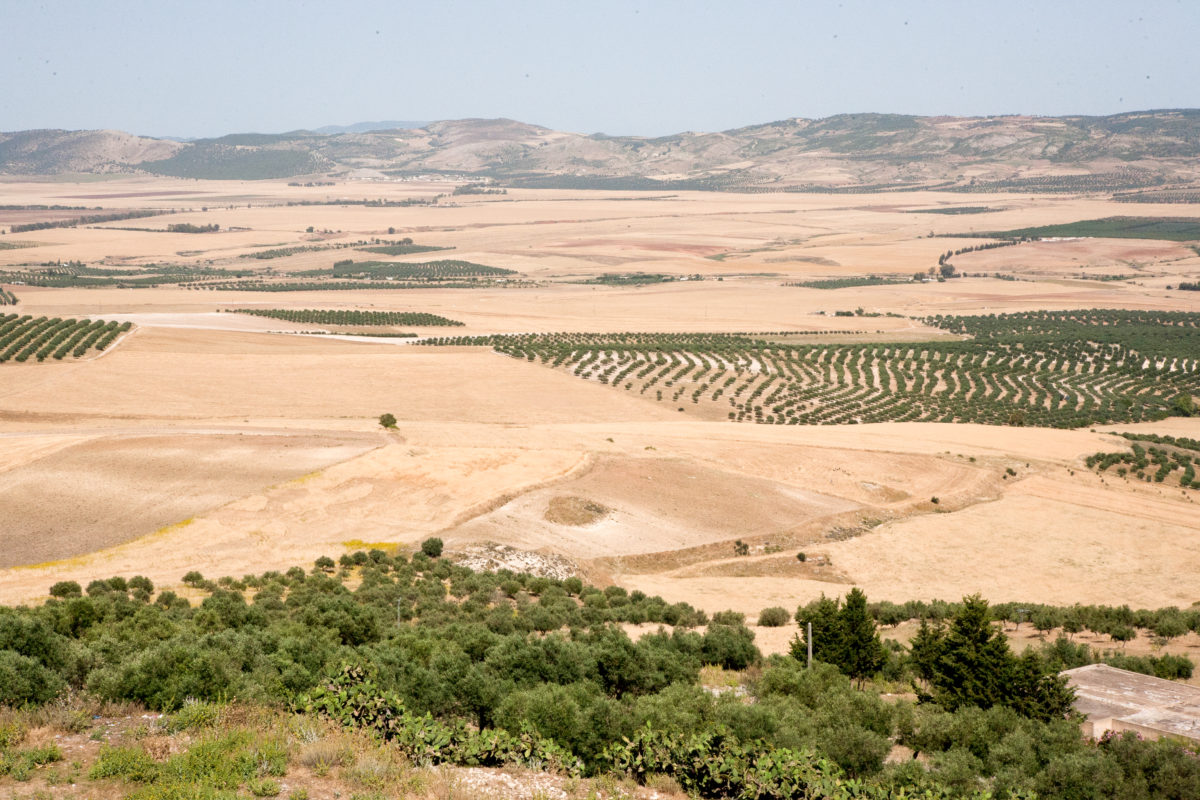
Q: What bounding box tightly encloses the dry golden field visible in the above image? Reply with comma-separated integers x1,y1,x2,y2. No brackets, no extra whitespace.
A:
2,175,1199,624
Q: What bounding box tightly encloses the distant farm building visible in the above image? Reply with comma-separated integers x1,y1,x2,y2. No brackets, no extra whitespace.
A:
1064,663,1200,743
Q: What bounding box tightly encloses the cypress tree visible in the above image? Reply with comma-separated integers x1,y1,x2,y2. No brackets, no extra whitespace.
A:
1009,649,1075,722
792,589,884,684
839,587,885,685
909,617,945,686
932,594,1014,711
793,594,845,667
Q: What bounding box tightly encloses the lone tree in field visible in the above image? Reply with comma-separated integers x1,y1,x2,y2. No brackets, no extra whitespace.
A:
420,537,444,558
379,413,397,429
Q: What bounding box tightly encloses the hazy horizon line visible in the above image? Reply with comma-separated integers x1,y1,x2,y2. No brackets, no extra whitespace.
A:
8,106,1200,143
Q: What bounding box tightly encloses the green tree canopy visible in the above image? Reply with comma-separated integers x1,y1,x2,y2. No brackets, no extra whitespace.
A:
792,588,884,683
916,594,1074,721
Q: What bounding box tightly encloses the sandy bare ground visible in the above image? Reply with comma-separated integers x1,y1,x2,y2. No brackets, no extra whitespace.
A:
952,238,1200,277
2,416,1198,612
11,276,1200,337
0,329,682,423
0,433,94,473
10,283,1197,349
0,437,585,602
448,454,861,558
829,490,1200,608
0,432,378,568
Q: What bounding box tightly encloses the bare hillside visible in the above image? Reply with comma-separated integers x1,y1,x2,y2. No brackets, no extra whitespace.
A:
5,110,1200,189
0,128,182,174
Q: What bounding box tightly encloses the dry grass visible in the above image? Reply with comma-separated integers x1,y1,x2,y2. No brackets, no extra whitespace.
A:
20,692,119,735
424,765,461,800
544,495,610,526
343,749,419,794
0,432,377,568
643,773,686,796
295,739,345,774
698,665,743,689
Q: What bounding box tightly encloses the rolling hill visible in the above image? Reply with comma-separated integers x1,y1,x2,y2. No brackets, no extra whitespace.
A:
4,110,1200,190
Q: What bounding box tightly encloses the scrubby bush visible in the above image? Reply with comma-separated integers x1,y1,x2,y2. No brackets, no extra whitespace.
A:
87,642,236,710
700,622,758,670
0,650,64,705
757,606,791,627
5,557,1200,797
48,581,82,598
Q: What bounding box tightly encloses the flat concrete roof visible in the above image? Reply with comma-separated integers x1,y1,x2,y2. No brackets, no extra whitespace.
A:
1064,663,1200,741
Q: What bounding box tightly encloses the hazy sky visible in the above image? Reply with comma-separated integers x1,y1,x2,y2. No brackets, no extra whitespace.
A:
4,0,1198,138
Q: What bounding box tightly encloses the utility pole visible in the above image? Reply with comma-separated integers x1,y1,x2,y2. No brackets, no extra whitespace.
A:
807,622,813,670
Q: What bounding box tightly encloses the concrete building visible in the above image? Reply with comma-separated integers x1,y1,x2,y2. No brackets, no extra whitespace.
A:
1064,663,1200,743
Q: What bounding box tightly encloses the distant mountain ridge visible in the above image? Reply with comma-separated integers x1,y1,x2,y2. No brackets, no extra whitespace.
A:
3,111,1200,191
308,121,429,135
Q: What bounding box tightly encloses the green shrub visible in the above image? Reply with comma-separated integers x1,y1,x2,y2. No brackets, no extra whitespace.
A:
128,575,155,593
48,581,82,598
757,607,791,627
87,642,235,711
493,682,618,766
166,698,224,732
0,612,71,671
90,745,160,782
0,650,65,706
247,777,281,796
301,665,581,773
0,720,25,750
605,724,844,799
700,622,759,670
820,722,890,777
0,743,61,779
710,610,745,626
13,552,1200,797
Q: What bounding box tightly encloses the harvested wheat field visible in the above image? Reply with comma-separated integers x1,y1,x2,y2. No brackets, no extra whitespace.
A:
0,431,377,567
2,175,1199,621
